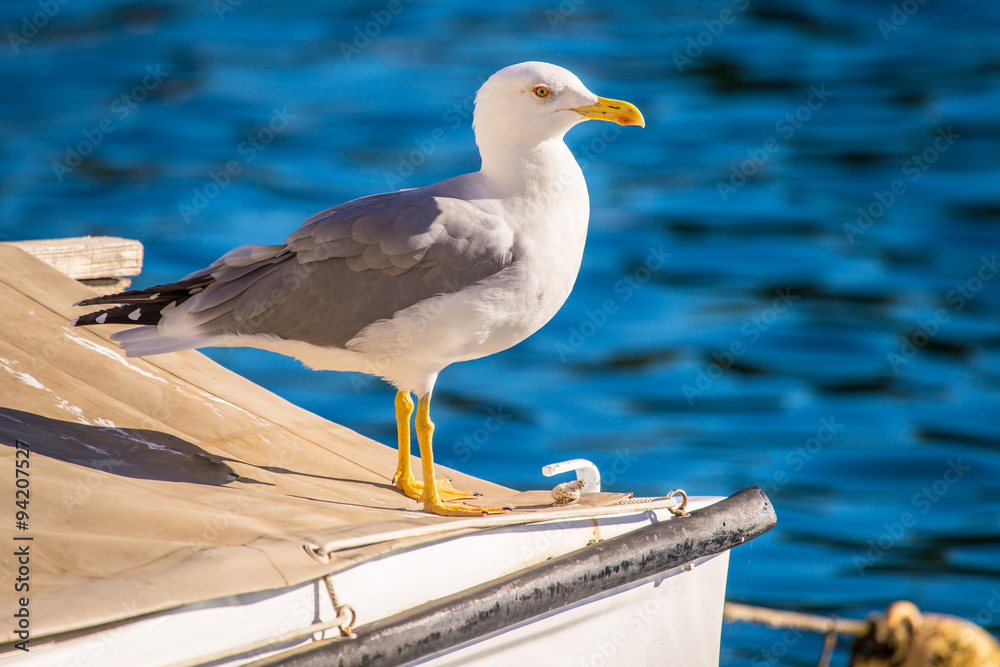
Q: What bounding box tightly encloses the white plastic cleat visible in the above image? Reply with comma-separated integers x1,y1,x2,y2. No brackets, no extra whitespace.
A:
542,458,601,493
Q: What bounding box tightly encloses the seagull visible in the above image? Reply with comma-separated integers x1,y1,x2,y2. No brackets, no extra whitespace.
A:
73,62,644,516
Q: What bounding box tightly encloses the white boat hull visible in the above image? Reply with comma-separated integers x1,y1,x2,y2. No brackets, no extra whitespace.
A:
412,552,729,667
6,494,766,667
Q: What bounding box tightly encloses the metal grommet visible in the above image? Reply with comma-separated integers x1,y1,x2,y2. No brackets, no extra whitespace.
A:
667,489,689,518
338,604,357,639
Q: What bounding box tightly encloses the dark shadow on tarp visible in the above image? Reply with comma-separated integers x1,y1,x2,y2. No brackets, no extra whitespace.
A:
0,406,235,485
0,406,405,497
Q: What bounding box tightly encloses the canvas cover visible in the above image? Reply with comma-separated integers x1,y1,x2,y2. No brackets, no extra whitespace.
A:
0,246,627,643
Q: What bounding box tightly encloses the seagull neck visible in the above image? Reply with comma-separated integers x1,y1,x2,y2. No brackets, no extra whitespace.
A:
478,136,580,198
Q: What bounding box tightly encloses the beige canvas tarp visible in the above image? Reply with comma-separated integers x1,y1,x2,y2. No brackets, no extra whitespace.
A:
0,246,625,643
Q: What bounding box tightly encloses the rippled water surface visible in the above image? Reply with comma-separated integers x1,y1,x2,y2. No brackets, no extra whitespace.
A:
3,0,999,663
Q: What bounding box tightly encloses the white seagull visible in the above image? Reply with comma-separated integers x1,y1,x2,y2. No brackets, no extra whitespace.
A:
74,62,644,516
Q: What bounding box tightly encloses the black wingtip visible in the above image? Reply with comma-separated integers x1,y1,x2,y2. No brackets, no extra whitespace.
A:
72,310,110,327
74,290,134,308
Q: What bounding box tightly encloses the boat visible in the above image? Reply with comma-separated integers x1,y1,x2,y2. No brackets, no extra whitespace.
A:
0,239,776,666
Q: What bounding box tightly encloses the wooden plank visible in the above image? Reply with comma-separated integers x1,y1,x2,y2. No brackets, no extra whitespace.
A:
2,235,143,280
79,276,133,295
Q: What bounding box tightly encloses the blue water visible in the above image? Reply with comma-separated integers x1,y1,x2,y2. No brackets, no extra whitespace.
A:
3,0,999,663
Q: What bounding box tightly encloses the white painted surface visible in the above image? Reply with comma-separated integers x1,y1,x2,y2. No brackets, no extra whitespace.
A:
411,553,730,667
1,498,729,667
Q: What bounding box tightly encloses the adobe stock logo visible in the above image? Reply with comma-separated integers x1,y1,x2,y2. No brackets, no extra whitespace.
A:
671,0,751,73
717,85,833,201
844,126,959,244
554,245,671,362
7,0,69,54
854,459,971,574
51,66,170,181
339,0,412,61
877,0,929,40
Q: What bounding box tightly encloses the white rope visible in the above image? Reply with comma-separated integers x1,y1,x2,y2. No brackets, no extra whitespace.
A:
305,493,685,562
165,608,354,667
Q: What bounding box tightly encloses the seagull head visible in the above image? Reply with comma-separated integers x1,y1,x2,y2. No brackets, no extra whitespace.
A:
473,62,644,152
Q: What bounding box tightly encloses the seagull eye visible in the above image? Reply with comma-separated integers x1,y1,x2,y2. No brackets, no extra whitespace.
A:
533,86,551,99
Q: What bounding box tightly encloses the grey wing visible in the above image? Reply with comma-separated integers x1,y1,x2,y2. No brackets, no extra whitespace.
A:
164,190,515,349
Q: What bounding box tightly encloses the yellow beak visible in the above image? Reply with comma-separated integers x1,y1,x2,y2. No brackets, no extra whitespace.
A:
573,96,645,127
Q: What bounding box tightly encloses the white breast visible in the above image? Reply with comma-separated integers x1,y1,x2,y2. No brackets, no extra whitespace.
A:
348,145,590,381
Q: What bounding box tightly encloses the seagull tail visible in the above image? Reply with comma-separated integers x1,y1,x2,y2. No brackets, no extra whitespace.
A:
72,275,218,356
108,326,214,357
73,276,212,328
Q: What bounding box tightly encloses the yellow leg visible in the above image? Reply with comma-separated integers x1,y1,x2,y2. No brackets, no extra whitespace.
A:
392,390,480,503
392,390,416,493
414,393,508,516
